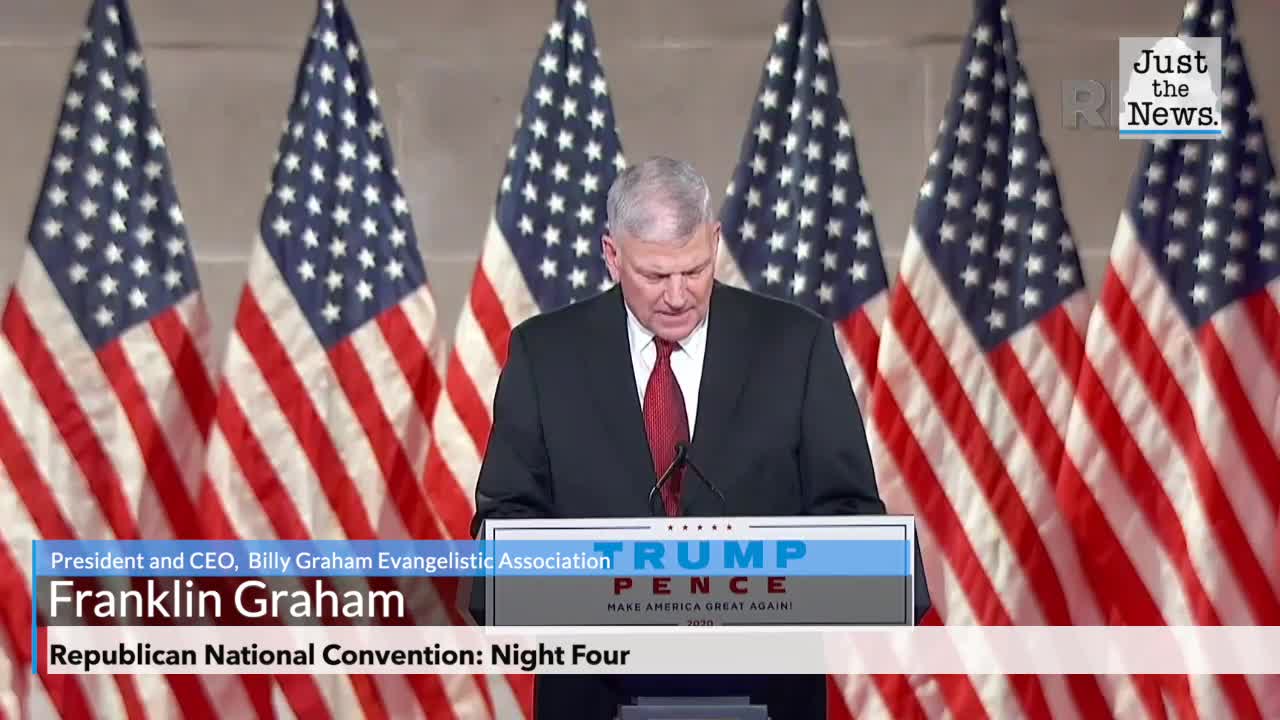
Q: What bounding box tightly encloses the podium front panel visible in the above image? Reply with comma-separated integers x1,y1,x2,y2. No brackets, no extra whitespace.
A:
480,515,915,627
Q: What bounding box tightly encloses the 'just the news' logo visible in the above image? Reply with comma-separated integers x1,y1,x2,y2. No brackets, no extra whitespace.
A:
1118,36,1222,139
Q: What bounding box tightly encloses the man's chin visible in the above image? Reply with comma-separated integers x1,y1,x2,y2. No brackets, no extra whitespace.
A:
653,314,696,339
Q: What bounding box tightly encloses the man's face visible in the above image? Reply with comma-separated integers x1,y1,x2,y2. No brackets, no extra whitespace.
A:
602,222,719,341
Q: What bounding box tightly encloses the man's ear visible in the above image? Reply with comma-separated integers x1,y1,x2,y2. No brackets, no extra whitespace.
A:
601,234,621,282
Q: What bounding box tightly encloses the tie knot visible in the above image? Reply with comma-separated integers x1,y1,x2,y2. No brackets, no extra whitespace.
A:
655,338,679,360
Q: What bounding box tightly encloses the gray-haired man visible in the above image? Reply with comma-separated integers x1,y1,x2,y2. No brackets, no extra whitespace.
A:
470,156,925,719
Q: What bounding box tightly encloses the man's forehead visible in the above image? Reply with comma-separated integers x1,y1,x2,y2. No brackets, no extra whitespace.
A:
627,240,712,272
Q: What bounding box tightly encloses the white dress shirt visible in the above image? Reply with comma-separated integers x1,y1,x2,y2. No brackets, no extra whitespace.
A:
624,304,708,436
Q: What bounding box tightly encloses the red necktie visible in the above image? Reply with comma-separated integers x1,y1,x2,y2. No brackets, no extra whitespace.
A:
644,338,689,516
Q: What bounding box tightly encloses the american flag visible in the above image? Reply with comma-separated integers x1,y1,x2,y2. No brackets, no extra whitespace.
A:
717,0,889,410
0,0,268,718
1058,0,1280,717
711,2,908,715
196,1,498,718
863,0,1163,717
422,1,624,714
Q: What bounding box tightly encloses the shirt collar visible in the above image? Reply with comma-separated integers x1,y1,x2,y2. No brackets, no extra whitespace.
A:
624,301,709,357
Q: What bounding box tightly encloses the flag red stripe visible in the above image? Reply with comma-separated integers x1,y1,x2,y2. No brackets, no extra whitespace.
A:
0,546,93,720
1200,324,1280,515
1052,452,1183,719
233,294,391,720
241,299,482,720
50,342,217,718
870,675,929,719
895,289,1073,627
826,678,857,720
377,306,442,420
0,407,77,542
469,270,513,369
96,342,201,538
1071,357,1219,621
1101,277,1280,623
0,401,162,720
37,626,143,720
444,350,494,462
235,293,376,540
375,308,479,541
989,328,1114,718
884,288,1056,719
867,378,997,717
205,394,341,720
1055,448,1166,624
2,297,139,541
1040,302,1086,382
3,305,217,717
204,392,345,717
209,387,310,542
1244,291,1280,376
149,310,215,442
327,337,440,540
419,450,473,542
447,269,513,457
869,374,1012,626
328,338,483,720
836,310,878,385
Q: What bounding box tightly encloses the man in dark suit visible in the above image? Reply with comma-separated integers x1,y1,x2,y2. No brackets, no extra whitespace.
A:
469,156,927,719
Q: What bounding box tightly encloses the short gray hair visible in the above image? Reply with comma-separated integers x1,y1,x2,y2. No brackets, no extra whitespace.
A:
606,156,713,243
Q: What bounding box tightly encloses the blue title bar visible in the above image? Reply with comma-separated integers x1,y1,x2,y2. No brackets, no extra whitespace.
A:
34,539,909,577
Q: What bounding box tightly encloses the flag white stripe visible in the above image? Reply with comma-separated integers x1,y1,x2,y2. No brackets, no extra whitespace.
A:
430,378,483,505
0,336,111,544
1007,305,1108,628
247,251,492,718
26,677,56,720
15,260,154,538
201,426,276,542
480,219,540,332
1041,676,1084,720
399,286,443,372
117,320,194,541
218,332,328,540
1113,220,1274,588
899,248,1093,626
119,294,208,501
389,289,444,482
0,463,137,720
1061,341,1193,629
246,252,397,540
1211,300,1280,447
833,674,891,720
878,320,1042,623
349,313,431,502
435,303,501,499
217,347,436,719
271,686,297,720
0,629,21,720
1085,306,1244,623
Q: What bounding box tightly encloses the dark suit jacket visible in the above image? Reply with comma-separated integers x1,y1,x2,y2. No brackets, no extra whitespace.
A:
468,281,930,719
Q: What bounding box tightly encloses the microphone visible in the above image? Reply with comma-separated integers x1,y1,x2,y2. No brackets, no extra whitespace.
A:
677,442,726,515
648,443,688,517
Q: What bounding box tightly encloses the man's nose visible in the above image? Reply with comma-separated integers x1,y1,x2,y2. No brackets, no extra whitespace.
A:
662,275,689,306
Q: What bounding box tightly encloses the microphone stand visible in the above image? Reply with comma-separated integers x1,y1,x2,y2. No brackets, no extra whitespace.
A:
647,444,688,516
676,442,726,515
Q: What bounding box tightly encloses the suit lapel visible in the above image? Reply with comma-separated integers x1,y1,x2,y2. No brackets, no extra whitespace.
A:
580,287,658,497
687,282,755,509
